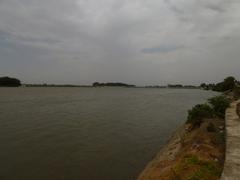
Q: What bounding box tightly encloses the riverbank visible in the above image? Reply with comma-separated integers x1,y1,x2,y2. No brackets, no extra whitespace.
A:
137,82,240,180
137,113,226,180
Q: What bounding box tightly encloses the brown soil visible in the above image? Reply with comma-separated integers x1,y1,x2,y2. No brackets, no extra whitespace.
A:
137,118,225,180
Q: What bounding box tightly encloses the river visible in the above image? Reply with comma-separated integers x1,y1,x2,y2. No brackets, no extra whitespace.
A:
0,87,218,180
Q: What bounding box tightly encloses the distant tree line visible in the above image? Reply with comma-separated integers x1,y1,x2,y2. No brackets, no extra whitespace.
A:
168,84,183,88
26,84,91,87
0,77,21,87
167,84,198,89
92,82,135,87
145,85,167,88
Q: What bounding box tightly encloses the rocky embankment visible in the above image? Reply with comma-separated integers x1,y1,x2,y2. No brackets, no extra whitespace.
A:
137,116,226,180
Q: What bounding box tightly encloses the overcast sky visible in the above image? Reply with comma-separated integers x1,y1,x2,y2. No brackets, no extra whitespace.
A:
0,0,240,85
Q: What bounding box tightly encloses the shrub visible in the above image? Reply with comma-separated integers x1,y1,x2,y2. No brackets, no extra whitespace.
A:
187,96,230,127
187,104,213,127
208,96,230,118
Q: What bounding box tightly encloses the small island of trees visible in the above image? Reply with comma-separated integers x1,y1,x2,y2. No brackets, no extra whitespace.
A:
0,77,21,87
92,82,135,87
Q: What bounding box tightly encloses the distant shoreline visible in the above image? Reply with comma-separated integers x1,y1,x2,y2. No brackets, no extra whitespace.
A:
4,85,202,90
0,76,201,88
9,84,202,89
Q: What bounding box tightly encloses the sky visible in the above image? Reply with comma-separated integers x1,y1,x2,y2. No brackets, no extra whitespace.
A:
0,0,240,85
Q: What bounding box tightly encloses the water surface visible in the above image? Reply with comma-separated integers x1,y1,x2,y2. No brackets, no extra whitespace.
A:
0,87,218,180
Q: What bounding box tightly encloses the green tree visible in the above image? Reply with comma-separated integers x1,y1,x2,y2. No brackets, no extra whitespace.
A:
0,77,21,87
213,76,236,92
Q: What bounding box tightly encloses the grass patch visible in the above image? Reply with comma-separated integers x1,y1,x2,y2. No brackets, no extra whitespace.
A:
174,154,221,180
187,169,204,180
185,154,199,165
187,161,221,180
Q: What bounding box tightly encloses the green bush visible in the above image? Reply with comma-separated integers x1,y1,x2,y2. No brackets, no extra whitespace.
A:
187,95,230,127
187,104,213,127
208,96,230,118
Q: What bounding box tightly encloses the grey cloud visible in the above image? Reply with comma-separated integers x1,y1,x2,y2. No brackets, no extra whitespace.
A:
0,30,61,45
0,0,240,85
141,45,184,54
204,4,225,12
163,0,185,15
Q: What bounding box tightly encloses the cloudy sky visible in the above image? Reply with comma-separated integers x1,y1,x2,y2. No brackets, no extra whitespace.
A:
0,0,240,85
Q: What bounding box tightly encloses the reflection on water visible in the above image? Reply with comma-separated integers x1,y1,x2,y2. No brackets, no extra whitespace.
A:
0,87,218,180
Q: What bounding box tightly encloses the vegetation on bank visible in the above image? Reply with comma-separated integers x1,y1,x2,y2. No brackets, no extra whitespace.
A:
187,76,240,128
173,154,222,180
0,77,21,87
167,92,231,180
187,96,230,128
208,96,231,118
180,76,239,179
200,76,239,92
138,115,226,180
